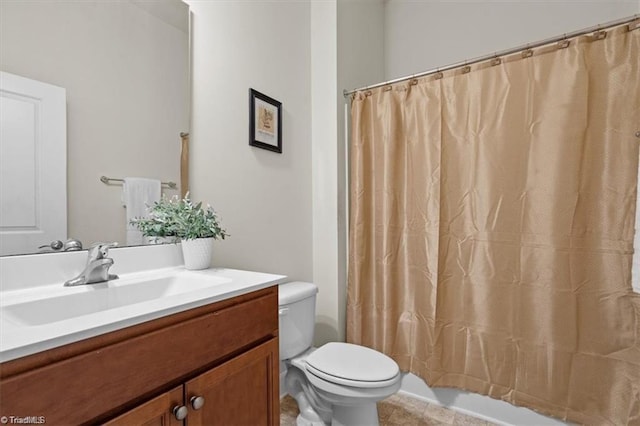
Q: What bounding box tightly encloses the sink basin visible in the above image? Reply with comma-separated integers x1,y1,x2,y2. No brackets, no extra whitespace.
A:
2,272,231,326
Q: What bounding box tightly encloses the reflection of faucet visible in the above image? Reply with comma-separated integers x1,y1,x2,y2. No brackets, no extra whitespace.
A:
39,238,83,253
64,242,119,287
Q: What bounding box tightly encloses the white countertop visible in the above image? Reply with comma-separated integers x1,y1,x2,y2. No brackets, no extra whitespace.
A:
0,267,286,363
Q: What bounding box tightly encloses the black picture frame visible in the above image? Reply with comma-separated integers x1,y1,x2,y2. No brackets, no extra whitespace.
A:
249,88,282,153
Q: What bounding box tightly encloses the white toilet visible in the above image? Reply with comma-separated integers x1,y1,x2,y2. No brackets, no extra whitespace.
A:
279,282,401,426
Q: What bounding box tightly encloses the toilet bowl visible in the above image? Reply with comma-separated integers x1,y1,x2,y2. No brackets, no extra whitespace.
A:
279,282,401,426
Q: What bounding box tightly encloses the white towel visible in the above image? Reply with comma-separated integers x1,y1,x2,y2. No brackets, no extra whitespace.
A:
123,177,161,246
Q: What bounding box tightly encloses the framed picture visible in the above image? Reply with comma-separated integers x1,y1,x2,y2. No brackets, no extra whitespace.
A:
249,88,282,153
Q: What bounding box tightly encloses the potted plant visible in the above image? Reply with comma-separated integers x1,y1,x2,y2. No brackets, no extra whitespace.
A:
131,194,228,270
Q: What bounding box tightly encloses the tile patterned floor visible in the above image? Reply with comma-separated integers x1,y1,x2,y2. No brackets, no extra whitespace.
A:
280,393,496,426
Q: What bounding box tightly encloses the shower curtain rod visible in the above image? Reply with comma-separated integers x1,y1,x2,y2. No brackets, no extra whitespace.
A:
343,14,639,97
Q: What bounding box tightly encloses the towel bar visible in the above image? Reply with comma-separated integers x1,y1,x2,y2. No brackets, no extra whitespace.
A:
100,176,177,189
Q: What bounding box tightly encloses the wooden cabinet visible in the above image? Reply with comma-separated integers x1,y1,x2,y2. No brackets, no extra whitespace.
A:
0,287,279,426
105,386,184,426
106,339,279,426
186,338,278,426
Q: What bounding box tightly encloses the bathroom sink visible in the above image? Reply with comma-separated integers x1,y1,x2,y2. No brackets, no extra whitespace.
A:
2,272,231,326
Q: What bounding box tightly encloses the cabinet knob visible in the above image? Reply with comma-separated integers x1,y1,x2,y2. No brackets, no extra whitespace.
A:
190,395,205,410
173,405,188,420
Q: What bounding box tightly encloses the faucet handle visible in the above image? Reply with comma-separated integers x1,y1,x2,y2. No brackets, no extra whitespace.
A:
88,242,118,260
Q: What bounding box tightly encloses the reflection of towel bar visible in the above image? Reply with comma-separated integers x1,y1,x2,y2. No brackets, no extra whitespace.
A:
100,175,177,189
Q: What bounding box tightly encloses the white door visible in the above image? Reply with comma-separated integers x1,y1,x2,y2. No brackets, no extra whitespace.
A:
0,71,67,256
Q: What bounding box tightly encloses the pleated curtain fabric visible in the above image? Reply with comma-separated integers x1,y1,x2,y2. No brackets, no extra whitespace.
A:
347,23,640,425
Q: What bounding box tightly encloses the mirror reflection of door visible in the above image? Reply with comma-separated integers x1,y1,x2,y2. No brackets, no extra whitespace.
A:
0,71,67,256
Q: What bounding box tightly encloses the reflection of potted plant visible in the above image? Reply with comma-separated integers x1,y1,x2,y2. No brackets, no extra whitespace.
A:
130,196,180,245
131,194,228,270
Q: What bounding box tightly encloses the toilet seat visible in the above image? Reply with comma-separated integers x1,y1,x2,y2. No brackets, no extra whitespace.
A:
305,342,400,388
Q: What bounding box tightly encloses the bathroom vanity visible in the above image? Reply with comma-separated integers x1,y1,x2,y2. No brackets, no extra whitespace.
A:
0,248,284,425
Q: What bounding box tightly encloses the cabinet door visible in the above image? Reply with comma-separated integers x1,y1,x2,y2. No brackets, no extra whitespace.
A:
104,386,184,426
185,338,279,426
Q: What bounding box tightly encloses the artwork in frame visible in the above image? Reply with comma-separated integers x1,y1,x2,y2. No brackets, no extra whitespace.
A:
249,88,282,153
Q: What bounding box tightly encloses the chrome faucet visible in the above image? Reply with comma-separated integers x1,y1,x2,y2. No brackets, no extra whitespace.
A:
64,242,119,287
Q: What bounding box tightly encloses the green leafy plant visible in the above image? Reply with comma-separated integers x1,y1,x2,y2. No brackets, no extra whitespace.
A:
130,194,228,241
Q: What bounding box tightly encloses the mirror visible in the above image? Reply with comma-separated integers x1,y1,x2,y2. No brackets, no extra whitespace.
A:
0,0,189,256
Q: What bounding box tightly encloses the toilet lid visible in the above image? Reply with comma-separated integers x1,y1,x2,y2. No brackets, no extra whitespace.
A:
305,342,400,386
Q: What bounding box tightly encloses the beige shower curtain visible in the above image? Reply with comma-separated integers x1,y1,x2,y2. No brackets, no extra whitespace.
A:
347,23,640,425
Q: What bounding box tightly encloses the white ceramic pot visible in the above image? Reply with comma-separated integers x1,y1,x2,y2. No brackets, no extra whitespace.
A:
181,237,214,270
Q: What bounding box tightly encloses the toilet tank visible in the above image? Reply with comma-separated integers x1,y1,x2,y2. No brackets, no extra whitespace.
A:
278,281,318,360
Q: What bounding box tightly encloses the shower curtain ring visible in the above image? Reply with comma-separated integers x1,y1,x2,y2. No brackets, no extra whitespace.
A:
592,28,607,40
595,31,606,40
557,35,570,49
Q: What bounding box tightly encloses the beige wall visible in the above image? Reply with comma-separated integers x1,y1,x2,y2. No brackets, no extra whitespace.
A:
186,1,383,344
186,0,313,281
0,1,188,249
384,0,639,79
311,0,340,344
311,0,385,345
